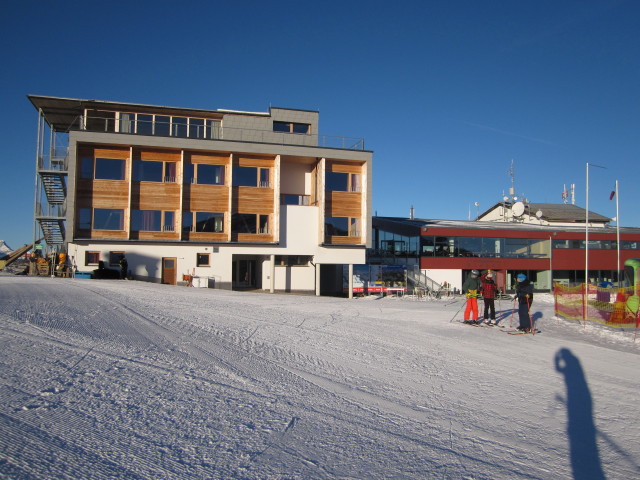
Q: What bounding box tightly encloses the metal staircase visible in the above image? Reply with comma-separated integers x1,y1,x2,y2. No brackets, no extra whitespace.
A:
35,145,68,248
407,266,445,295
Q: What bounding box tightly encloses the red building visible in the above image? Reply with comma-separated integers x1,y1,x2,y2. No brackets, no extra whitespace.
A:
370,203,640,292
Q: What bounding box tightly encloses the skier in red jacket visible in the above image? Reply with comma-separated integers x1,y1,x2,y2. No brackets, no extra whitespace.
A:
480,270,499,325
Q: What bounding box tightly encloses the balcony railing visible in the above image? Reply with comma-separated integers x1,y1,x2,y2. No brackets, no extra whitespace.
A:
79,115,365,151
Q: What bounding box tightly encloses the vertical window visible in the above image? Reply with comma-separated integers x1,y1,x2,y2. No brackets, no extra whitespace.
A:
137,114,153,135
197,253,210,267
259,168,270,188
78,208,92,230
208,120,222,139
350,218,361,236
164,211,175,231
164,162,177,183
80,157,94,179
85,251,100,265
119,113,134,133
155,115,171,136
189,118,205,139
172,117,188,137
259,215,269,234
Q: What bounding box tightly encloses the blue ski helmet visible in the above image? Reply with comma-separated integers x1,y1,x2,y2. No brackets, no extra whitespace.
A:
517,274,526,281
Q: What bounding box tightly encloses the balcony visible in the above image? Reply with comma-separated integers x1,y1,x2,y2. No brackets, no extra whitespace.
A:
79,115,366,151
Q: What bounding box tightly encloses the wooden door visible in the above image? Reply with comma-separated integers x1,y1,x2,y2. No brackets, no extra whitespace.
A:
162,257,177,285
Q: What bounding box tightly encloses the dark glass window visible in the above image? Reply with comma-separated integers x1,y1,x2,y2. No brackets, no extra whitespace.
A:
172,117,188,138
133,160,163,182
189,118,205,139
85,251,100,265
85,110,115,132
95,158,125,180
80,157,94,179
232,213,257,233
292,123,309,134
197,253,210,267
132,210,161,231
155,116,170,136
325,217,349,236
78,208,91,229
137,114,153,135
326,172,348,191
184,164,195,184
93,208,124,230
233,166,257,187
273,121,290,133
194,212,224,233
198,164,224,185
109,251,124,266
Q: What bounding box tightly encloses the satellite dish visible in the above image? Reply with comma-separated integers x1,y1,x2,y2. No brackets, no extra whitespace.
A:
536,210,543,219
512,201,525,217
503,196,509,202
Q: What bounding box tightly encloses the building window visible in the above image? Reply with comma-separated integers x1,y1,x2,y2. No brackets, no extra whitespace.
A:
197,253,210,267
183,212,224,233
232,166,270,188
109,251,124,267
273,121,310,134
131,210,162,231
95,158,126,180
133,160,177,183
78,208,92,230
275,255,312,266
188,164,224,185
136,114,154,136
326,171,360,192
85,251,100,266
93,208,124,230
172,117,188,138
231,213,269,234
325,217,349,236
85,110,115,132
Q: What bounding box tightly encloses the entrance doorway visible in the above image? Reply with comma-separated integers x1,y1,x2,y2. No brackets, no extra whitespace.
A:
232,257,259,290
162,257,177,285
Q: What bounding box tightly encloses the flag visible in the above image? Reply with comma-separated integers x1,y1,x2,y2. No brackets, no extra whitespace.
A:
610,190,615,201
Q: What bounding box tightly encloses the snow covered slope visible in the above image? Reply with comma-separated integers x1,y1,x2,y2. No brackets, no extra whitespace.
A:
0,276,638,479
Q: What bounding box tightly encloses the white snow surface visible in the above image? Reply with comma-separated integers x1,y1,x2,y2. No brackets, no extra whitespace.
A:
1,276,639,479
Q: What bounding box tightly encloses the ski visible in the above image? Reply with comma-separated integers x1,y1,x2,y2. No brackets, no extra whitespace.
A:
504,330,541,335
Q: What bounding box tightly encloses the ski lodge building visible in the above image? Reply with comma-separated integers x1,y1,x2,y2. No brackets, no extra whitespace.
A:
30,95,372,295
370,201,640,293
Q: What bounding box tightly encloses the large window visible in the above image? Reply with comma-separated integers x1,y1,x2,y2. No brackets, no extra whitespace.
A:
133,160,177,182
232,166,270,188
326,171,360,192
93,208,124,230
231,213,269,234
326,217,361,237
131,210,174,232
419,235,549,258
183,212,224,233
95,158,126,180
185,164,224,185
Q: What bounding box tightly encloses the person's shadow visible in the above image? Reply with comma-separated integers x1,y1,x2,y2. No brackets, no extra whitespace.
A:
555,348,606,479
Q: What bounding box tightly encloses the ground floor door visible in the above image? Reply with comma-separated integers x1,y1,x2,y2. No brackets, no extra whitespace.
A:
232,257,259,290
162,257,177,285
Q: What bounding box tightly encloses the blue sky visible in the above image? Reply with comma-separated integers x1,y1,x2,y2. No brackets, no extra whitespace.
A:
1,0,638,250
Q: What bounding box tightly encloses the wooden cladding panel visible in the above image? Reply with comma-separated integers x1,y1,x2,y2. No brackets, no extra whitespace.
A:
233,187,274,213
134,149,181,162
185,185,230,211
236,233,274,243
85,146,130,160
77,180,129,209
133,183,181,210
185,232,229,242
187,152,229,165
326,191,362,217
132,231,180,241
237,156,275,167
89,230,128,240
326,160,364,174
325,236,362,245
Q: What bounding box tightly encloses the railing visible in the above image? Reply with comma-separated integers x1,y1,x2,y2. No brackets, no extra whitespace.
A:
38,148,69,171
79,115,366,151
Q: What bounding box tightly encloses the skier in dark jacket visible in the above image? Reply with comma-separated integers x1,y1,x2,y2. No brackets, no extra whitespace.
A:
119,254,128,280
462,270,482,324
515,273,534,331
480,270,498,325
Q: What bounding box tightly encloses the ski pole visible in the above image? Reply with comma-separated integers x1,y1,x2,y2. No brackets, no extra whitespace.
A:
449,297,466,323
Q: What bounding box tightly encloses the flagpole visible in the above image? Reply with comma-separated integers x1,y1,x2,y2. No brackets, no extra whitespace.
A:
616,180,620,284
584,162,607,325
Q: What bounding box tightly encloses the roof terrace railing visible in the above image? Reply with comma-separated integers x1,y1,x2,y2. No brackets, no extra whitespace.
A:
76,115,366,151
